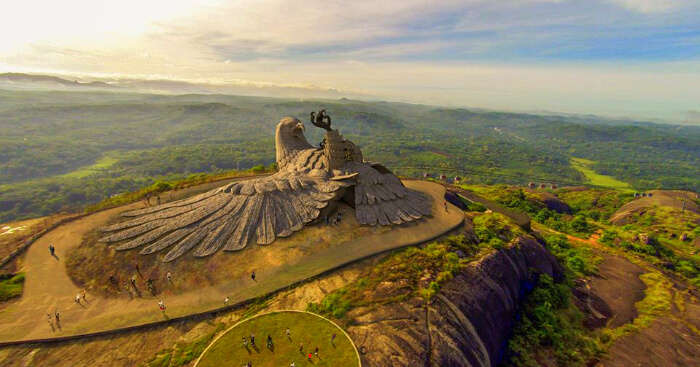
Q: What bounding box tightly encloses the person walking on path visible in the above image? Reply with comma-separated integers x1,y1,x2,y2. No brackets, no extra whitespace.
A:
251,271,256,282
307,353,313,362
444,201,448,212
81,289,87,303
314,347,319,358
298,342,303,353
49,244,55,257
158,300,166,312
242,336,248,349
124,282,133,298
166,271,172,283
75,293,81,304
285,327,291,339
331,333,336,343
266,334,273,349
109,275,118,289
54,311,60,323
250,333,255,346
224,296,230,305
146,278,155,296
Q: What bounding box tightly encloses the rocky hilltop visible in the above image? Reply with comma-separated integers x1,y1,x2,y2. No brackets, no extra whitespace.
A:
345,236,563,366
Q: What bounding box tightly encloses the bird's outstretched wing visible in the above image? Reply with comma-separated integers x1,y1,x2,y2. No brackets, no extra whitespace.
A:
99,172,349,262
346,162,431,226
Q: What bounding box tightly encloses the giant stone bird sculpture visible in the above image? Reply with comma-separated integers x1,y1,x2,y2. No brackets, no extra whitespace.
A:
100,114,431,262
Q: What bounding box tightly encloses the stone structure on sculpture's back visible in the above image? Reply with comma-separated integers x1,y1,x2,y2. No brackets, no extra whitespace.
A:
100,111,431,261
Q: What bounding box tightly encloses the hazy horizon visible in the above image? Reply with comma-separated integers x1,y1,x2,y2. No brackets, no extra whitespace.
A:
1,1,699,123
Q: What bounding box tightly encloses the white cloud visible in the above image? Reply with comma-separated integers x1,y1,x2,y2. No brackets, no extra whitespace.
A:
0,0,698,121
607,0,685,13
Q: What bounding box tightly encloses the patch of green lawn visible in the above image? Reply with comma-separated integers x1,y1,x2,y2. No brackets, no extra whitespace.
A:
0,273,25,302
59,155,119,179
196,311,358,367
570,157,632,192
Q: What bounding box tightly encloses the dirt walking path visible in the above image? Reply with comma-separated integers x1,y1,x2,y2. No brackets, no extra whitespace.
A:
0,180,462,343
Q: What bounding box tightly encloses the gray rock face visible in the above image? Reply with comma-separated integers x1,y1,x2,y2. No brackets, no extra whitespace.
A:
349,236,563,367
100,117,430,261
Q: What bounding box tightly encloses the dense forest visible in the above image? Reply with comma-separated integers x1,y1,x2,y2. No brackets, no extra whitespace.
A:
0,89,698,222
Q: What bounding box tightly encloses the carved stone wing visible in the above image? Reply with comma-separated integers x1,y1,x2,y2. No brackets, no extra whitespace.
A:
345,162,431,226
99,172,349,262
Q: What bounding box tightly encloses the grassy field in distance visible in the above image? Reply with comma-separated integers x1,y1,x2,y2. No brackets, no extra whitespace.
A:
571,157,633,192
58,155,119,179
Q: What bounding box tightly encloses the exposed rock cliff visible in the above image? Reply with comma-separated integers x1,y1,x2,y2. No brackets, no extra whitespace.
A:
347,235,563,366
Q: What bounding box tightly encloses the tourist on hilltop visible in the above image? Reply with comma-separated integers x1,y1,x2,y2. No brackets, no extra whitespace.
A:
109,275,118,288
124,282,133,298
290,362,296,367
146,278,155,296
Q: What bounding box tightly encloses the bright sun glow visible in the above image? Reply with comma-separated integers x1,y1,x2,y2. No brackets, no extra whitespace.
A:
0,0,698,122
0,0,216,53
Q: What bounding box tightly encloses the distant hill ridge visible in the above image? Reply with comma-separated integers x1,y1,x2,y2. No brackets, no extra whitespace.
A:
0,72,365,99
0,72,115,89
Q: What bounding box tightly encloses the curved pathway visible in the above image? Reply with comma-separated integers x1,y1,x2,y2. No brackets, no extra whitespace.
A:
0,180,462,343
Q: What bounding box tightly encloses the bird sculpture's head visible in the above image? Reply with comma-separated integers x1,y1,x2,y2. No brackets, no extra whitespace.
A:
275,117,313,169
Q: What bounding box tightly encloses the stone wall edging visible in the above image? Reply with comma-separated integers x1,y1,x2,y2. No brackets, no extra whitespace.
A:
0,180,462,348
0,213,88,270
0,215,463,347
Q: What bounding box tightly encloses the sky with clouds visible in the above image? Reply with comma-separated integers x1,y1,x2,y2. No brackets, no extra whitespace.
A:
0,0,698,122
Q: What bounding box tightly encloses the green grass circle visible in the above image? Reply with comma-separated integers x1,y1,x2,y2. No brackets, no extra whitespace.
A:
195,310,360,367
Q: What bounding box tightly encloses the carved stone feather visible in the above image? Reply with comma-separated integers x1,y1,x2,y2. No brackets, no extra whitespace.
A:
100,116,430,261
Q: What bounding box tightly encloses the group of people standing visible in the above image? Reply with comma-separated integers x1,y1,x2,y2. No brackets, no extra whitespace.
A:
324,210,343,226
241,326,333,367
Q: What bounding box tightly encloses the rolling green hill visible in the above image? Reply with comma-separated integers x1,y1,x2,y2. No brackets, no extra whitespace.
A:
0,89,697,222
